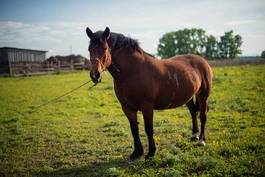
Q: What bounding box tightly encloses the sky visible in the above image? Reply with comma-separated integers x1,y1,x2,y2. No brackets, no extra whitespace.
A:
0,0,264,58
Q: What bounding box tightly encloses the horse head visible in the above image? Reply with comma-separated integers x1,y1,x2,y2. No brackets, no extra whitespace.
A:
86,27,112,83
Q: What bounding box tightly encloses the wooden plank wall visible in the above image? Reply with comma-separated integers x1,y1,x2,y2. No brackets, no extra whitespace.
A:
7,49,46,62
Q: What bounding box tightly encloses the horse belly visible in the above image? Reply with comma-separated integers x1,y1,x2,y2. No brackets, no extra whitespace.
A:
153,71,199,110
153,91,193,110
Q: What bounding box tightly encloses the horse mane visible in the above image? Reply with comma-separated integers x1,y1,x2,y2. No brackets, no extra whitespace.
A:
93,31,157,59
94,31,141,51
144,51,155,58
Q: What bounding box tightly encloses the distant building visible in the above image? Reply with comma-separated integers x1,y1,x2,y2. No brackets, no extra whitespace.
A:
45,54,88,64
0,47,47,75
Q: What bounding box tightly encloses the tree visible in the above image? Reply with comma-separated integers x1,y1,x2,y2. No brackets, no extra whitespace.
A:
261,50,265,59
157,28,207,58
218,30,242,59
231,34,242,58
157,29,242,59
175,28,207,55
157,32,176,58
205,35,218,59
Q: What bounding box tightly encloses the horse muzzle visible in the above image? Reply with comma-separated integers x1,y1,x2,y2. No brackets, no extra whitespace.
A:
90,71,101,84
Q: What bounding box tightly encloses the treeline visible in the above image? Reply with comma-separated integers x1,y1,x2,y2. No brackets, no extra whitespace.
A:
157,28,242,59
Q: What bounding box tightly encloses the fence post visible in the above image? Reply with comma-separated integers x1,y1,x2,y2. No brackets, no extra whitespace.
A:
57,60,61,73
50,61,53,73
71,59,74,71
8,61,13,76
28,63,32,76
46,61,49,74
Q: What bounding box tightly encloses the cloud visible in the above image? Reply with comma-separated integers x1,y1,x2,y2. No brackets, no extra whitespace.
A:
0,20,166,57
0,21,89,57
225,20,256,26
1,0,265,56
1,0,265,57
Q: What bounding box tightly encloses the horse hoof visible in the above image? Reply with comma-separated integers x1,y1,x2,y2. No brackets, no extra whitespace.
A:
128,155,141,162
145,153,155,160
198,139,206,146
128,157,137,163
190,134,199,141
128,151,143,162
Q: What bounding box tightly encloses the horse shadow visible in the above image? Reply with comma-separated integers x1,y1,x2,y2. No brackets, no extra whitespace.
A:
36,158,138,177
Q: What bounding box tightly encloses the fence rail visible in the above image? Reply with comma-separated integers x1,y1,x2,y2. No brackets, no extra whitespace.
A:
8,61,89,76
1,58,264,77
208,58,265,67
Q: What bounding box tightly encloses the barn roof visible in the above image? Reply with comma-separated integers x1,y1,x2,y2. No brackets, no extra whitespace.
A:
0,47,47,53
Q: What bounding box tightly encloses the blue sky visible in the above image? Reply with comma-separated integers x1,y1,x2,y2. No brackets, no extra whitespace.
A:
0,0,265,57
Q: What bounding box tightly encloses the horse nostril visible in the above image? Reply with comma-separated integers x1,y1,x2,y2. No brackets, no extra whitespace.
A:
90,71,101,83
95,72,100,79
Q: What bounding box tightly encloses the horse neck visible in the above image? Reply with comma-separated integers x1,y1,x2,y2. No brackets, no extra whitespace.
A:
108,49,143,79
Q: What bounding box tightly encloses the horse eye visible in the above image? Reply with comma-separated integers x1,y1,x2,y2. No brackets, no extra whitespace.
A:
89,44,97,51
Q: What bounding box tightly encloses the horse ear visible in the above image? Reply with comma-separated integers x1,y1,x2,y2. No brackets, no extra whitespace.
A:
102,27,110,40
86,27,93,39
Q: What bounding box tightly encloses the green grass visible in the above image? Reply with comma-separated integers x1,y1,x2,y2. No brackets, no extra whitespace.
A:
0,65,265,177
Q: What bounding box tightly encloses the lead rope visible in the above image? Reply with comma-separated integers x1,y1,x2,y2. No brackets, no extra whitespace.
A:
9,80,96,117
33,80,95,110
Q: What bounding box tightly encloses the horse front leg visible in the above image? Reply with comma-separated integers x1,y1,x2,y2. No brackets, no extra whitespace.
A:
141,103,156,159
122,106,143,161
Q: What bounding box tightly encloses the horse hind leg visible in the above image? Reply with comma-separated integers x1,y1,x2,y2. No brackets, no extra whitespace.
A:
186,98,200,141
196,93,210,146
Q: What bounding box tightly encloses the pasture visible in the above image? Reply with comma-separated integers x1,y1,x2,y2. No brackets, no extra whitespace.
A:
0,64,264,177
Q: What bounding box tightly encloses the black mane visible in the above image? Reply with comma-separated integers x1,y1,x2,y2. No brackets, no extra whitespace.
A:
93,31,141,51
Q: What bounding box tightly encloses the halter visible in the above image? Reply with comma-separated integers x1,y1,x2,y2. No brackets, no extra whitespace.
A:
95,47,120,74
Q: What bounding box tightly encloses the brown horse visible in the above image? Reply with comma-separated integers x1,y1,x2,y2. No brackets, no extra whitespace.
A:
86,27,212,160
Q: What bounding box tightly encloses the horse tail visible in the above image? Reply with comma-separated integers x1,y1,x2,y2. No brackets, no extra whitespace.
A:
194,96,209,113
196,96,210,112
195,57,212,113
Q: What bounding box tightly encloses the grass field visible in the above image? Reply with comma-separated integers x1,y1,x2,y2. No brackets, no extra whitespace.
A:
0,64,265,177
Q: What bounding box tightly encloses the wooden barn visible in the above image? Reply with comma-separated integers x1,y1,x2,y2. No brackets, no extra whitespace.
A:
0,47,47,76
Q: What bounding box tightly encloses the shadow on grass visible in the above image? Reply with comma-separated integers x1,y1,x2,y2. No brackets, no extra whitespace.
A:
37,158,135,177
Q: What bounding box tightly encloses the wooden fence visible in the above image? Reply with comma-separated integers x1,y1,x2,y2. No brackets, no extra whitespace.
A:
2,58,265,77
8,61,89,76
208,58,265,67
